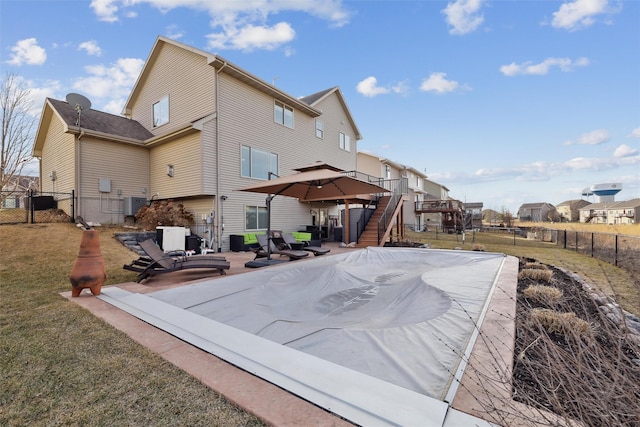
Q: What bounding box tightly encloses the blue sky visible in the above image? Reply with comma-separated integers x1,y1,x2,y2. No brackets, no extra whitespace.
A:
2,0,638,213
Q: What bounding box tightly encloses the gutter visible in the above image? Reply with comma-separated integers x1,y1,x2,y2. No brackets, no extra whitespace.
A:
215,60,228,252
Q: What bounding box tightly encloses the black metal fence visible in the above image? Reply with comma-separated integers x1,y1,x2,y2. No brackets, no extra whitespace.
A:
0,190,75,224
557,229,640,273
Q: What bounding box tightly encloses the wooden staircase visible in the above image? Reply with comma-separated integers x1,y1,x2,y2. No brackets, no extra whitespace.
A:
355,195,404,247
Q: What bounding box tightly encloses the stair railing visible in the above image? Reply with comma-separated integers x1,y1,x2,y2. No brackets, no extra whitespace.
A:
376,177,408,244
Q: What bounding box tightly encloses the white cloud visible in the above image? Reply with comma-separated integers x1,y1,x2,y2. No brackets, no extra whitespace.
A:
442,0,484,35
6,38,47,66
613,144,639,158
551,0,620,31
90,0,350,51
564,129,610,145
563,155,639,171
208,22,295,51
78,40,102,57
90,0,119,23
629,128,640,138
356,76,390,98
165,24,184,40
72,57,144,103
500,57,589,76
420,72,460,94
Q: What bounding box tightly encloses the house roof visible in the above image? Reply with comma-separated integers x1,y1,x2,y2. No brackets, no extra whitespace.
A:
557,199,590,208
33,98,154,156
519,202,554,209
299,87,362,140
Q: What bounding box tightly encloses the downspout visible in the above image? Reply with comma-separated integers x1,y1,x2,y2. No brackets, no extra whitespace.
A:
75,129,85,219
215,60,227,252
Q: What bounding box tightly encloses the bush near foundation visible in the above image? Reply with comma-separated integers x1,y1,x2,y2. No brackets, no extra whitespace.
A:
134,200,194,231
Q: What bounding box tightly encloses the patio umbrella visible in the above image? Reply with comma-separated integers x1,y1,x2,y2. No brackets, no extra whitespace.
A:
237,169,386,265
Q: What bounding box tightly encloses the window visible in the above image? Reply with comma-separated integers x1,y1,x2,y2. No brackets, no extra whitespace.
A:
315,120,324,139
339,132,350,151
385,165,391,179
274,100,294,128
245,205,268,230
241,145,278,179
153,96,169,127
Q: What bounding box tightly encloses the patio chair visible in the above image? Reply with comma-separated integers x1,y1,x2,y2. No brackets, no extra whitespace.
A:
123,239,230,282
280,232,330,256
253,234,309,261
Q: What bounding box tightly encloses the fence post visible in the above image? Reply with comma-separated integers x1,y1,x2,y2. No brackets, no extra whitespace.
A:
575,231,578,252
615,234,618,267
71,189,75,222
29,189,35,224
591,233,594,258
563,230,567,249
513,229,516,245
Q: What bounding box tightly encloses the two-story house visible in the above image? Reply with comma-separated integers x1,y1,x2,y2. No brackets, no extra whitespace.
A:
33,36,371,251
556,199,590,222
517,202,557,222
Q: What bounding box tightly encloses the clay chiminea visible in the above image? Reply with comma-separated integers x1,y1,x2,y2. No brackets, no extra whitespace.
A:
69,218,107,297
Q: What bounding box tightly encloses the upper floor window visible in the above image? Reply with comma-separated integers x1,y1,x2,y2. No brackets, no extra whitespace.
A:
274,100,294,128
241,145,278,180
153,96,169,127
339,132,351,151
385,165,391,179
315,120,324,139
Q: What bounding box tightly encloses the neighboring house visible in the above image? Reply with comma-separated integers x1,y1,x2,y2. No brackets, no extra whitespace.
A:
579,199,640,224
517,202,556,222
0,175,39,208
556,199,590,222
33,36,367,251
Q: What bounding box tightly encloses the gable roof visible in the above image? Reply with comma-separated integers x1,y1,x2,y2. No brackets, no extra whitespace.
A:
519,202,555,210
33,98,154,156
300,87,362,140
123,36,324,120
557,199,591,208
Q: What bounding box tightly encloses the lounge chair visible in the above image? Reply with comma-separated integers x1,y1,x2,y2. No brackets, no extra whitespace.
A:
280,232,330,256
123,239,230,282
253,234,309,261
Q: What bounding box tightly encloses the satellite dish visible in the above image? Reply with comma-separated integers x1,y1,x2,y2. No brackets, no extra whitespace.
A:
65,93,92,126
66,93,92,111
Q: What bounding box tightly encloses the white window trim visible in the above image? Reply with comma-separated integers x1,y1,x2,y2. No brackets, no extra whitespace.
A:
274,100,294,129
153,95,169,127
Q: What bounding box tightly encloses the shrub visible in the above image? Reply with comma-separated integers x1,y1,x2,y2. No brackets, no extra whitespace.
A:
530,308,592,337
518,268,553,282
134,200,194,231
523,285,563,305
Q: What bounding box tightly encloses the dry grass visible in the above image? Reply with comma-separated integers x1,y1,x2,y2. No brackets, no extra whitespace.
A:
519,268,553,282
529,308,592,336
517,221,640,236
0,223,264,426
523,285,563,305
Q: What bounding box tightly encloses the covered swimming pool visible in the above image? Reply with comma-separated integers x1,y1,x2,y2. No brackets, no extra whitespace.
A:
99,247,509,426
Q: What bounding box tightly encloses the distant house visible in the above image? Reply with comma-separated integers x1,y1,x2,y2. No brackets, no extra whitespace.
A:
0,175,39,208
517,202,556,222
579,199,640,224
556,199,590,222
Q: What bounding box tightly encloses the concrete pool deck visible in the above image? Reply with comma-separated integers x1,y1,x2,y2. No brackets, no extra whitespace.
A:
63,243,521,426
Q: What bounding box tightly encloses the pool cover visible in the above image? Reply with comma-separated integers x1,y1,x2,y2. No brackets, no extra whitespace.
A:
146,247,506,400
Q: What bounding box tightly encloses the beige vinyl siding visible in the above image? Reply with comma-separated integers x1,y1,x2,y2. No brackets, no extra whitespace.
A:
149,132,202,199
202,119,217,193
79,138,149,197
214,74,321,238
311,93,358,171
77,137,149,224
41,118,75,194
129,42,215,136
356,152,384,178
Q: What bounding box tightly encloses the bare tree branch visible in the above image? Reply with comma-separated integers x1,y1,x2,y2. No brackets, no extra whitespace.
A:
1,72,37,198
